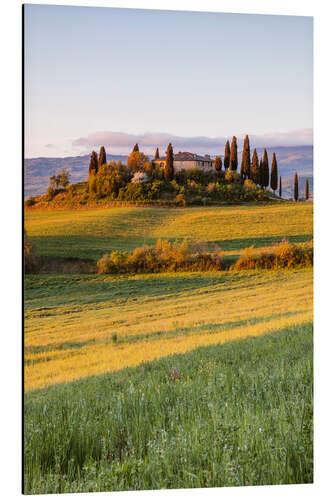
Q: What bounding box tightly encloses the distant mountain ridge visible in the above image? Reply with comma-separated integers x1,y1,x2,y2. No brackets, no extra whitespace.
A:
24,146,313,199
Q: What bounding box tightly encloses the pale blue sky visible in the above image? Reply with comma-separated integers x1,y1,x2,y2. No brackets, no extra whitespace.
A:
24,4,313,157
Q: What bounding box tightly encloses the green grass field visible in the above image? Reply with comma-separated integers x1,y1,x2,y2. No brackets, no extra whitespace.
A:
25,202,313,260
24,324,313,494
24,201,313,492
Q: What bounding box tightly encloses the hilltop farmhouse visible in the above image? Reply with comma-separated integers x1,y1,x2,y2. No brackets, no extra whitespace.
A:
153,151,214,172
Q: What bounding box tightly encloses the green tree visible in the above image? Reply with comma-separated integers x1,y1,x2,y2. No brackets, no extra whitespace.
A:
294,172,299,201
229,136,238,171
133,143,139,152
59,169,70,189
251,149,260,185
98,146,107,169
305,178,309,200
164,143,174,181
224,140,230,170
154,147,160,160
279,176,282,198
270,152,278,193
88,173,97,195
49,174,59,189
262,149,269,190
259,158,264,188
240,135,251,180
127,151,150,173
89,150,98,176
214,156,222,172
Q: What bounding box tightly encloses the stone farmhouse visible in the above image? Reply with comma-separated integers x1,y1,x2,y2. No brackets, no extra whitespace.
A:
153,151,214,172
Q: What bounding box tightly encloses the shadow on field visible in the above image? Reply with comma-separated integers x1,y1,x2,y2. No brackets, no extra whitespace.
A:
24,273,238,308
29,234,160,260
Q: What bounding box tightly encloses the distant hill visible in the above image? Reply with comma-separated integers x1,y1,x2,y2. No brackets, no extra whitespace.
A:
24,154,127,199
254,146,313,199
24,146,313,199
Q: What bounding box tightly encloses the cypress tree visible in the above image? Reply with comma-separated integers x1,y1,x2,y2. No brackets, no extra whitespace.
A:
164,143,174,181
294,172,299,201
154,147,160,160
259,158,264,188
214,156,222,172
224,140,230,170
229,136,238,171
251,149,260,185
88,150,98,176
279,176,282,198
270,152,278,193
133,143,139,152
305,178,309,200
98,146,107,169
240,135,251,180
262,149,269,189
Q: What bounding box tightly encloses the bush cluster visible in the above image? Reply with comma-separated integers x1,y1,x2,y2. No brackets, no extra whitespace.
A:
232,240,313,270
97,239,225,274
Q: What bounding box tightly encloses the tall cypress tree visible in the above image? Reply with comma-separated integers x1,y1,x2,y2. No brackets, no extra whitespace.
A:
305,178,309,200
224,140,230,170
262,149,269,190
251,149,260,185
270,152,278,193
229,136,238,171
164,143,174,181
98,146,107,169
88,150,98,176
294,172,299,201
259,158,264,188
279,176,282,198
214,156,222,172
240,135,251,180
154,147,160,160
133,143,139,152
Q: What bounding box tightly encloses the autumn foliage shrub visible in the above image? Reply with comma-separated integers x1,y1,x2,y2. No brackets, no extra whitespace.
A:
232,240,313,270
97,239,224,274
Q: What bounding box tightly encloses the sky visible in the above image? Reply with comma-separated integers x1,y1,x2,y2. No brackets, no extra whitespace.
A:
24,4,313,158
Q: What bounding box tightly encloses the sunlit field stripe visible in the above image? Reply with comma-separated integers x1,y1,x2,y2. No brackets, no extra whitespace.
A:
25,311,312,391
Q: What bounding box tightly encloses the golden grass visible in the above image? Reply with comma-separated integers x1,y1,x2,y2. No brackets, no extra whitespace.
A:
25,269,313,391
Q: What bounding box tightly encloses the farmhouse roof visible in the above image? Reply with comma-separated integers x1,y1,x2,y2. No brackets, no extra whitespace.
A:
157,152,212,162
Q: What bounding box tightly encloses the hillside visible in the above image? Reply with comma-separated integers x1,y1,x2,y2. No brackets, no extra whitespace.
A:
25,203,313,261
24,146,313,199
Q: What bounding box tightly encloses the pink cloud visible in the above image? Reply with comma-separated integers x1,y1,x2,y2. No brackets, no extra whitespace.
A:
72,129,313,155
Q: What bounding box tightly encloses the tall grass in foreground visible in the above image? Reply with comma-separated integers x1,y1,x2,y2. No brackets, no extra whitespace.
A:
24,323,313,494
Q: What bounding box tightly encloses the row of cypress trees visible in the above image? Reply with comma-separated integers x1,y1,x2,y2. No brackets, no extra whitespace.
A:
218,135,278,192
88,142,310,201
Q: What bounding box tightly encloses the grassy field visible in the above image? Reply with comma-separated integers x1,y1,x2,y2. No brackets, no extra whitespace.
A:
24,324,313,494
24,201,313,492
24,269,312,392
25,202,313,260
